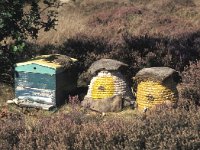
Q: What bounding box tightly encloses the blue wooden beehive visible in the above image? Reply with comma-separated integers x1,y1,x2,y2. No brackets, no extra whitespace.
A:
13,54,78,110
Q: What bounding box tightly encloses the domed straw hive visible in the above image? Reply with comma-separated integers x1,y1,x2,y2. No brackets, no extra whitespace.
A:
85,70,133,100
82,59,134,112
135,67,181,111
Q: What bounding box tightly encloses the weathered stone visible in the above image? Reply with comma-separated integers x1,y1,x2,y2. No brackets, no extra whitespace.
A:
78,58,129,87
81,95,124,112
88,59,128,76
135,67,181,83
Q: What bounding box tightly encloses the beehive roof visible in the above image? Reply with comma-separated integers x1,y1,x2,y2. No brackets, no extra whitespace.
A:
16,54,77,70
88,59,128,75
135,67,181,83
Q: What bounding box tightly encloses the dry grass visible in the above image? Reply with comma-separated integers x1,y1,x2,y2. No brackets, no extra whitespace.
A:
29,0,200,45
0,83,14,107
34,8,88,45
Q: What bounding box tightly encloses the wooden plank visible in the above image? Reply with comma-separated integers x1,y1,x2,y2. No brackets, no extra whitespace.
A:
15,72,56,90
18,101,55,110
7,99,55,110
15,63,56,75
15,72,56,105
16,55,62,69
15,87,55,105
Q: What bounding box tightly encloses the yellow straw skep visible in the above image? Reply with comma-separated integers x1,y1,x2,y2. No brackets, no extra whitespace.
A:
85,70,133,100
91,77,115,99
136,81,178,110
135,67,181,111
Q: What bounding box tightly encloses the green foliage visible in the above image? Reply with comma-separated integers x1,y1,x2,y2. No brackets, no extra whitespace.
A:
0,0,59,83
0,0,59,53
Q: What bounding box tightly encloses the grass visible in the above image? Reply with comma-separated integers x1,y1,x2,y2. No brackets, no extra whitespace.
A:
30,0,200,45
35,9,88,45
0,83,14,107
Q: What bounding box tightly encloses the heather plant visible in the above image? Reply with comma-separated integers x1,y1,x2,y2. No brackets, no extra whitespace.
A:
56,30,200,81
180,61,200,106
2,105,196,150
68,95,81,112
88,5,142,27
0,110,25,149
59,34,110,72
122,32,200,71
68,95,81,106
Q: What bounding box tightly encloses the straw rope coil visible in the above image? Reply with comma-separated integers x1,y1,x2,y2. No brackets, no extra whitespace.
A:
86,71,132,100
91,77,115,99
136,80,178,110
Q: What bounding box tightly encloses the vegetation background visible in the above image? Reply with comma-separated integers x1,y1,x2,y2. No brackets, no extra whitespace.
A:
0,0,200,149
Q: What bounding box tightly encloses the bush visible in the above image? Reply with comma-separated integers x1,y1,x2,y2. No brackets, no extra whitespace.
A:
0,43,38,83
0,109,25,149
0,106,199,149
57,30,200,79
180,61,200,106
